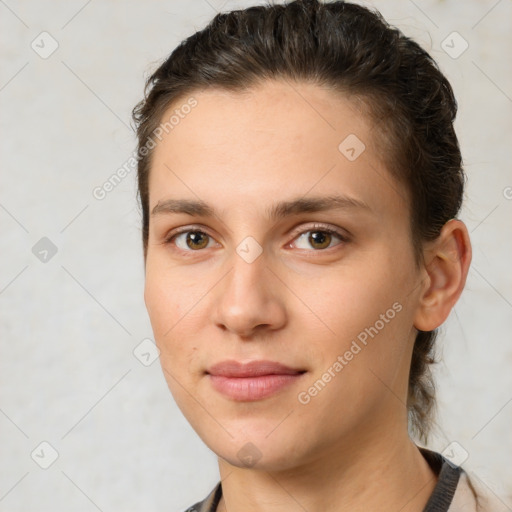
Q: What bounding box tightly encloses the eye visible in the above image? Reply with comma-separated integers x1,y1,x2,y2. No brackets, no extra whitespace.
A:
291,225,347,251
166,229,217,251
163,223,349,253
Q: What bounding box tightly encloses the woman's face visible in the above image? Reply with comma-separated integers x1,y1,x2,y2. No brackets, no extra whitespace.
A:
144,80,425,470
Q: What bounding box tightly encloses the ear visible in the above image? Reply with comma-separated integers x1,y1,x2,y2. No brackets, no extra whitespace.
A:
413,219,472,332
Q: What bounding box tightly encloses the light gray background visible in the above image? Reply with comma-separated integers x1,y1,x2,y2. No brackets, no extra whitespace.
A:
1,0,511,510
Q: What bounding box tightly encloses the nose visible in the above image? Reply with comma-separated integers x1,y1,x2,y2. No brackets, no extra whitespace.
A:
212,247,287,338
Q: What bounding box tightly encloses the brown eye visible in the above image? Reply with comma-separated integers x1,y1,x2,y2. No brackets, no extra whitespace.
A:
308,231,332,250
293,227,345,251
172,230,213,251
186,232,209,250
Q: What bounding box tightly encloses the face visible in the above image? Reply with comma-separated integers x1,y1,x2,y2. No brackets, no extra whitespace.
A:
144,80,425,471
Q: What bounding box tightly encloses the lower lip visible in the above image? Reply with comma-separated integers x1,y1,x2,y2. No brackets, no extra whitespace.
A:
208,373,304,401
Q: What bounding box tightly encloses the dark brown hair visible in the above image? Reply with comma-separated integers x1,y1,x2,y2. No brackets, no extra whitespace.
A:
132,0,465,443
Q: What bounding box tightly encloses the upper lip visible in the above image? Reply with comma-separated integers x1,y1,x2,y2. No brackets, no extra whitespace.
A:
207,360,305,377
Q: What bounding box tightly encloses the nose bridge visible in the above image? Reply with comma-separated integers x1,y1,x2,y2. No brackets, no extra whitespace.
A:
225,239,269,303
213,240,286,336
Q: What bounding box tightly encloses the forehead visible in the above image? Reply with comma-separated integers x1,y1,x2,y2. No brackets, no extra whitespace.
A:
154,80,372,164
148,80,409,219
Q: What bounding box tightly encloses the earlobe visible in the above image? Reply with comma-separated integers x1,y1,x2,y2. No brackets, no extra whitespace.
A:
413,219,472,332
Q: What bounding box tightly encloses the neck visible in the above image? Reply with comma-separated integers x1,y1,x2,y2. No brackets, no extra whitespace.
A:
216,422,437,512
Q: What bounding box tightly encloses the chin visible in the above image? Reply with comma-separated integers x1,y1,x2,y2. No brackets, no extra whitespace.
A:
197,422,306,472
219,445,300,472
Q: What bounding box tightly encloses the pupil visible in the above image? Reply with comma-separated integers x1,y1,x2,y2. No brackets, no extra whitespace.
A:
188,232,207,249
310,231,330,249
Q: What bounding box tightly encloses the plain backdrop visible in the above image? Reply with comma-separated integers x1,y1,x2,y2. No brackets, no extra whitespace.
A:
1,0,511,510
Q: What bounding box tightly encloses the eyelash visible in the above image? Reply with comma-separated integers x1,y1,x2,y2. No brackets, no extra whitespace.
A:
163,223,349,253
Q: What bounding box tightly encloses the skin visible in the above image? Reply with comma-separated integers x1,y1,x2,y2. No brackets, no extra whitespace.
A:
143,79,471,512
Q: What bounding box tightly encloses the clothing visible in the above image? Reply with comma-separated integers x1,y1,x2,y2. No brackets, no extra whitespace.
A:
183,448,507,511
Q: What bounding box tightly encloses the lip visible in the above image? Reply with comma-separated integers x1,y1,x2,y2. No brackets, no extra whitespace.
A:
206,360,306,401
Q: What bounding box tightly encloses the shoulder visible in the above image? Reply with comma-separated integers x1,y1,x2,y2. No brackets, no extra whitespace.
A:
182,482,222,512
449,470,509,512
420,447,507,512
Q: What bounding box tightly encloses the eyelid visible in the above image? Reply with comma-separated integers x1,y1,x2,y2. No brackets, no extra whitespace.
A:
288,222,350,241
163,224,217,244
165,223,210,237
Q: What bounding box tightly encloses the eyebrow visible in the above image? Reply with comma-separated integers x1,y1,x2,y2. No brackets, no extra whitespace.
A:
151,194,371,220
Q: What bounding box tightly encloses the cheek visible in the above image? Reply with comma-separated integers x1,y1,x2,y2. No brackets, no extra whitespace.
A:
145,269,204,414
306,260,409,343
144,262,197,372
298,249,417,390
144,273,176,337
144,255,200,336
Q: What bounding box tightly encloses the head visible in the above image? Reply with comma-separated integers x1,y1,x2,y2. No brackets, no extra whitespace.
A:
132,0,471,467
